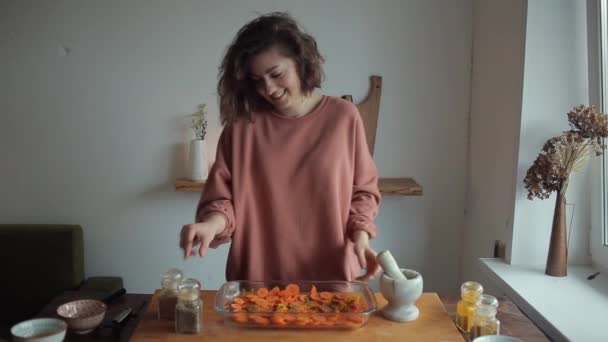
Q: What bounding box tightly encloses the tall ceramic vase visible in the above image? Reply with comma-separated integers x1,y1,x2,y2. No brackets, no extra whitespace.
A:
188,139,207,181
545,193,567,277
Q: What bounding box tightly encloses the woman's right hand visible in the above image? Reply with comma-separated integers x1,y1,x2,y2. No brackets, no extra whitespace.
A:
180,214,226,259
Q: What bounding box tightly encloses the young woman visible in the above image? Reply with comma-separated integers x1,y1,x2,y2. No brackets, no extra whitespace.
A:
180,12,381,282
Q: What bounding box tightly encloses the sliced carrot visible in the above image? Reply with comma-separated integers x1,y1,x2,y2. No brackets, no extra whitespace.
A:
226,283,367,328
249,314,270,325
230,303,243,311
327,314,340,322
311,314,327,323
270,286,281,296
335,293,346,300
283,313,297,322
310,285,319,299
319,291,333,300
259,302,273,311
257,287,269,298
270,314,287,325
285,283,300,296
346,314,364,323
232,313,249,323
293,316,310,326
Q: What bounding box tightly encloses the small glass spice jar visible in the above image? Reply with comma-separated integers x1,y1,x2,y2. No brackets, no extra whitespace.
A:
470,294,500,339
455,281,483,334
175,278,202,334
157,268,183,320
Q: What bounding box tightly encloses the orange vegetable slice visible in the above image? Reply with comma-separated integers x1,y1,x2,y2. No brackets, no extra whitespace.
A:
319,291,333,300
335,293,347,300
232,313,249,323
249,314,270,325
270,314,287,325
257,287,269,298
282,314,297,322
269,286,281,296
230,303,243,311
346,314,364,323
285,283,300,296
226,283,368,328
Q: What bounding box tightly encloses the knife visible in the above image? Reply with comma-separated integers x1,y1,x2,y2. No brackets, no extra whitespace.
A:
112,307,133,324
112,299,148,325
101,287,127,304
131,299,148,318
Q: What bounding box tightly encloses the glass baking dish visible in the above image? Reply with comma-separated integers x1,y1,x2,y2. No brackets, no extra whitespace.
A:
214,280,377,329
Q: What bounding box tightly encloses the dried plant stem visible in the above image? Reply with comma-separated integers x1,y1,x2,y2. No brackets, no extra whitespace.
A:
560,139,591,195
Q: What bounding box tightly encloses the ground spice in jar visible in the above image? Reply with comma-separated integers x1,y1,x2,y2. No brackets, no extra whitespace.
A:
157,268,183,320
158,294,178,320
175,279,202,334
455,281,483,333
175,301,201,333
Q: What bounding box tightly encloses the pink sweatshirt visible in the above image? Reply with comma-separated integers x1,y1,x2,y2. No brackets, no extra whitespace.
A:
196,95,381,281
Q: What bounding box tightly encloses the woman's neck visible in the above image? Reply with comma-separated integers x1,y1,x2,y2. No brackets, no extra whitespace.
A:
276,91,323,118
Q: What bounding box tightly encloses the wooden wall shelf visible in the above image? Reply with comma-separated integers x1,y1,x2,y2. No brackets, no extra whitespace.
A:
175,177,422,196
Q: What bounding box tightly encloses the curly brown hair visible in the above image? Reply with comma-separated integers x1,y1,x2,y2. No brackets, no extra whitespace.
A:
217,12,325,125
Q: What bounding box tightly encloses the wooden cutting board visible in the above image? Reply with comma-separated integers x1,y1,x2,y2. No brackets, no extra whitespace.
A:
131,290,464,342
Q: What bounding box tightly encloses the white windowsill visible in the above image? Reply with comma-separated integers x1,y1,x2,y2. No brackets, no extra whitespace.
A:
479,258,608,342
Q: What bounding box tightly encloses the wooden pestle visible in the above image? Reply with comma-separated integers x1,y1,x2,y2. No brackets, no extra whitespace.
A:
377,250,407,280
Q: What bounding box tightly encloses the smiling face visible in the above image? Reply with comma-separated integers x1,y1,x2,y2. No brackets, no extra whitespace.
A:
249,46,305,116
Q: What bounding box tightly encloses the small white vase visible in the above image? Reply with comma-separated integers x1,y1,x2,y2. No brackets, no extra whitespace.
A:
188,139,207,181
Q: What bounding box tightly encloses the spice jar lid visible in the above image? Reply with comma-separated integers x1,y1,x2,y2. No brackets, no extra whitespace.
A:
178,278,201,301
460,281,483,294
475,294,499,316
476,294,498,307
161,268,184,289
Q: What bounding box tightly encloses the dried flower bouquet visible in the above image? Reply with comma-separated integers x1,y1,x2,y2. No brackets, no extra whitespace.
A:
523,105,608,277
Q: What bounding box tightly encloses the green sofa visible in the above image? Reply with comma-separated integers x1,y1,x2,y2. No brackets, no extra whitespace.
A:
0,224,123,336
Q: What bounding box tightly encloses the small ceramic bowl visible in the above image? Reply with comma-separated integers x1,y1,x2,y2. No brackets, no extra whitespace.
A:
473,336,526,342
11,318,67,342
56,299,107,334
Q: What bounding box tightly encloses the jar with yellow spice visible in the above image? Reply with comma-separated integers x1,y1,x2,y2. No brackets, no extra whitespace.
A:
455,281,483,334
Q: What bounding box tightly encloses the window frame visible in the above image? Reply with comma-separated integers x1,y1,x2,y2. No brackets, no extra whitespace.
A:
600,0,608,247
600,150,608,246
592,0,608,269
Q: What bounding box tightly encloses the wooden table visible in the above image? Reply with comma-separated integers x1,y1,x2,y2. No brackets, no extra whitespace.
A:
131,291,464,342
36,291,151,342
440,295,550,342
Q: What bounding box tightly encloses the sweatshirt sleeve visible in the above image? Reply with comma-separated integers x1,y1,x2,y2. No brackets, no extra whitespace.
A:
195,125,236,248
347,113,381,241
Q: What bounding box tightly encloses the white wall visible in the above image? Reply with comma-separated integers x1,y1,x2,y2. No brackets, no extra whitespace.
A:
463,0,527,285
464,0,594,289
512,0,591,266
0,0,472,294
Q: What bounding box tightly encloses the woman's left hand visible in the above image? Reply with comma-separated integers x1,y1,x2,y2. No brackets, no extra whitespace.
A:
353,230,381,281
